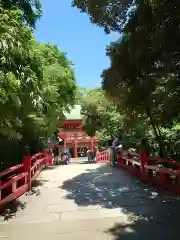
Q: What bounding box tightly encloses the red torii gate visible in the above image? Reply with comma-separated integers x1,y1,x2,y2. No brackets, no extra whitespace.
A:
58,120,98,158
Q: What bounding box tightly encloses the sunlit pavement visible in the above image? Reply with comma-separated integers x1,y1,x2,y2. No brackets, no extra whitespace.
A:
1,160,180,239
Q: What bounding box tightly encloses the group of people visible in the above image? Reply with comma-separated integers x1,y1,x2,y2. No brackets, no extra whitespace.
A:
52,145,70,165
110,137,152,167
52,145,98,164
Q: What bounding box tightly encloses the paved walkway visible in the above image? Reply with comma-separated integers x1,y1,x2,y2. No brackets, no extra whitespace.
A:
1,160,180,239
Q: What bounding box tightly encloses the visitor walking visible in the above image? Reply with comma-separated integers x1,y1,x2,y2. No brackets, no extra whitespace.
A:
111,137,122,167
53,145,60,165
60,147,71,165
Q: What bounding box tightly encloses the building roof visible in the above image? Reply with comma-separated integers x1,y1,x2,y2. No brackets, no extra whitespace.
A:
64,105,82,120
59,131,98,142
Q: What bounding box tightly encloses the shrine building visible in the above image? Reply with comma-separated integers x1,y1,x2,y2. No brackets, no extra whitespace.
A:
58,105,98,158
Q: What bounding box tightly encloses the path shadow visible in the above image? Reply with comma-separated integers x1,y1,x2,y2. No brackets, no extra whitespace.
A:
43,165,57,171
61,164,180,239
0,199,26,221
26,179,49,196
70,158,89,165
78,161,95,164
0,179,49,221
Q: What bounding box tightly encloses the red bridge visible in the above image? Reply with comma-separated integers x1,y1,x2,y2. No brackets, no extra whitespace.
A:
0,150,180,239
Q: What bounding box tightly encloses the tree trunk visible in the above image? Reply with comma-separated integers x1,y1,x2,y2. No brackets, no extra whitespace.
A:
145,107,164,156
145,108,160,139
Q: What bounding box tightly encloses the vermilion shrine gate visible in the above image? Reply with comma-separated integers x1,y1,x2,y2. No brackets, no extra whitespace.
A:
58,105,98,158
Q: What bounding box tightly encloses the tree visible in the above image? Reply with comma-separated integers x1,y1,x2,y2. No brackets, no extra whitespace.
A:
34,43,77,137
72,0,178,33
0,9,77,169
81,88,151,150
101,1,180,133
75,85,87,104
0,0,42,27
0,9,42,168
73,0,180,134
72,0,180,156
72,0,134,33
81,88,123,144
0,10,38,139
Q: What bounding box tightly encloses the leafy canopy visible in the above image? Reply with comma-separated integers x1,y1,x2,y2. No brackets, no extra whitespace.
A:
81,88,123,141
72,0,180,157
0,0,42,27
0,8,77,169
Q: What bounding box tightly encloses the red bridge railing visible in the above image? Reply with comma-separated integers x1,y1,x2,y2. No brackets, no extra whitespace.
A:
96,149,180,194
96,150,110,163
0,150,53,209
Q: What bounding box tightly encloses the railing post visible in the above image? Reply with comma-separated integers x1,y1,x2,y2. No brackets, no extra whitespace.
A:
12,180,17,193
23,145,31,190
95,150,100,162
159,172,167,186
43,150,48,168
44,149,52,168
0,180,1,201
140,151,148,180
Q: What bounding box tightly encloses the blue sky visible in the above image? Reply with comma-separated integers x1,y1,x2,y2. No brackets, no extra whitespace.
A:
35,0,119,89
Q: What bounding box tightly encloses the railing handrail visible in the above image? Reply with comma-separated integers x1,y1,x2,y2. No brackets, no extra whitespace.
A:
95,148,180,194
0,150,52,209
115,149,180,194
31,152,44,161
0,164,23,179
148,156,180,167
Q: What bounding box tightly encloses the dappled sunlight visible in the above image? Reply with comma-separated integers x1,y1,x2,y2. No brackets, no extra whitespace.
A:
61,164,180,239
0,200,26,221
0,178,49,222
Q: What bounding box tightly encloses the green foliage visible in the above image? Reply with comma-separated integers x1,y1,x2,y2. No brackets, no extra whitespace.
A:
101,1,180,141
0,0,42,27
81,88,123,144
73,0,180,158
75,85,87,104
0,8,77,170
72,0,134,33
80,88,152,150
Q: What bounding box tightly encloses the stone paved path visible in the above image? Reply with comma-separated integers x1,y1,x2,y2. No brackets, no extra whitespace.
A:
1,160,180,239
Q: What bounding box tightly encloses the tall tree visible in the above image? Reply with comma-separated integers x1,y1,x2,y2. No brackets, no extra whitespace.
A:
81,88,123,141
72,0,134,33
0,0,42,27
0,9,77,169
72,0,180,155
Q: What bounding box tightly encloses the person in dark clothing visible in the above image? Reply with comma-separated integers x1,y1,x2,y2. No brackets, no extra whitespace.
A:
53,145,59,164
112,138,121,148
111,137,122,166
